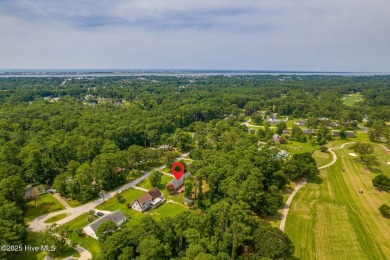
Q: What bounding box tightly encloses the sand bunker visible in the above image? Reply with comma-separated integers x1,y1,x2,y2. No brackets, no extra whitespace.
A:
387,162,390,165
349,153,357,157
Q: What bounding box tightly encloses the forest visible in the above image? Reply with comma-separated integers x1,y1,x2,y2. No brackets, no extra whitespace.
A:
0,75,389,259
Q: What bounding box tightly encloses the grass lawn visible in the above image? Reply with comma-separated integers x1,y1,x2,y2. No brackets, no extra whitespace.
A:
150,202,187,219
96,188,145,216
66,199,82,207
313,150,333,167
137,174,173,191
285,143,390,259
342,93,363,107
24,194,65,221
44,213,69,223
17,232,79,260
281,140,319,155
66,213,101,258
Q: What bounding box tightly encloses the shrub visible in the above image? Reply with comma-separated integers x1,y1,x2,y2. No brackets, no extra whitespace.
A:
379,204,390,218
372,175,390,192
319,146,328,152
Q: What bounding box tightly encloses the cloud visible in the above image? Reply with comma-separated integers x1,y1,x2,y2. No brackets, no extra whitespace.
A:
0,0,389,71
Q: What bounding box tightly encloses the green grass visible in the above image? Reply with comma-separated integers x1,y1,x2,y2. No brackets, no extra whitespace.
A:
137,174,173,191
44,213,69,223
66,213,101,258
342,93,363,107
281,140,319,155
150,202,187,218
17,232,79,260
24,194,65,220
313,150,333,167
96,188,145,217
66,199,82,207
286,143,390,259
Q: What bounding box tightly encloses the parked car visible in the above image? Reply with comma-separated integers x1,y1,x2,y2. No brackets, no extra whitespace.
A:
96,212,104,217
47,188,57,194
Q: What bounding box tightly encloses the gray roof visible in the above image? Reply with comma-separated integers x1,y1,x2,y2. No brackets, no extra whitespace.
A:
25,185,34,198
88,210,126,233
167,172,190,189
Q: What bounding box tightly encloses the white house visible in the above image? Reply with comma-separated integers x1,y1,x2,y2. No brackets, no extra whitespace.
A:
131,187,164,212
83,210,126,239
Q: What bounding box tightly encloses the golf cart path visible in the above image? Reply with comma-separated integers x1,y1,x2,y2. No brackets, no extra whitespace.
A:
279,142,355,231
28,152,189,232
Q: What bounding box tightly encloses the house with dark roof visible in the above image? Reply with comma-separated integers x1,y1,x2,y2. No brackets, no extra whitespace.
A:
24,185,34,199
131,187,164,212
346,131,355,138
166,172,190,192
303,129,315,134
83,210,126,239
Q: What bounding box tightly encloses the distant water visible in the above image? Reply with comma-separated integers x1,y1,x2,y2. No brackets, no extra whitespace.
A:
0,69,388,78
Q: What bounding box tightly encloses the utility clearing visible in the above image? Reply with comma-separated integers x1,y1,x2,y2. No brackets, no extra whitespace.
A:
286,144,390,260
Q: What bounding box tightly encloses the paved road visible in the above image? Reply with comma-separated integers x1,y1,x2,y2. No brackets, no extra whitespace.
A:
28,153,189,232
279,142,355,231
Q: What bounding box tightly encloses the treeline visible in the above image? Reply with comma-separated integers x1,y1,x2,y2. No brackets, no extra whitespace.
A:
98,203,294,259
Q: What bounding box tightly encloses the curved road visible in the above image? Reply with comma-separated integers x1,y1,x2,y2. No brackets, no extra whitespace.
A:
279,142,355,231
28,153,189,232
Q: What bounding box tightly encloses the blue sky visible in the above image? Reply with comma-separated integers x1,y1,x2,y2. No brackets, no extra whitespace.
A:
1,0,389,71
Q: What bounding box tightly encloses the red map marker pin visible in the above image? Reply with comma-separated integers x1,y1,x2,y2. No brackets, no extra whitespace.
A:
171,162,185,180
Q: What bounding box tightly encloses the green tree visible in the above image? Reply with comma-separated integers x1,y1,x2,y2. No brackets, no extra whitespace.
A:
97,221,118,243
284,152,319,180
350,142,376,169
149,170,163,188
252,225,295,259
379,204,390,218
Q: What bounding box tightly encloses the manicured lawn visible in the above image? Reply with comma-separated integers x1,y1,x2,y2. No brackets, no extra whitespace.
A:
17,232,79,260
24,194,65,220
285,143,390,259
281,140,319,155
66,213,101,258
66,199,82,207
96,188,145,216
151,202,187,218
342,93,363,107
138,174,173,191
44,213,69,223
312,150,333,167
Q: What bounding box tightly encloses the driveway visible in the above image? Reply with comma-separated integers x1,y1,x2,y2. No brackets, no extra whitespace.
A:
28,152,189,232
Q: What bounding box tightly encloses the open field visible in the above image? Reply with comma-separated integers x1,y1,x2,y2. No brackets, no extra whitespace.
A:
342,93,363,107
286,144,390,259
24,194,65,220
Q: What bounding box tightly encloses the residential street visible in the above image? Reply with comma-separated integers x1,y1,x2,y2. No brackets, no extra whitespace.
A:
28,153,188,232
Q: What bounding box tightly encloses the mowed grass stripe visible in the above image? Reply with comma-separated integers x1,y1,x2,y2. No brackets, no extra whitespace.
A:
286,144,390,260
323,150,388,259
315,203,366,260
337,149,390,258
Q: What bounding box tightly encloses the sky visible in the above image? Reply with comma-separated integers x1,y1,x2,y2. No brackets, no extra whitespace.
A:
1,0,390,72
